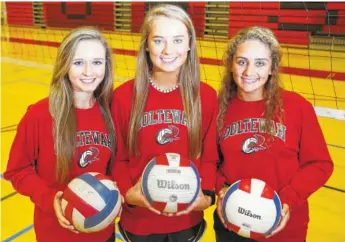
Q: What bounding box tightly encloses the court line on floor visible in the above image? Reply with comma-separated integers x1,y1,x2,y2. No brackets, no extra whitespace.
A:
324,185,345,193
328,144,345,149
0,174,18,202
315,107,345,121
1,191,18,201
2,224,34,242
1,123,17,133
1,128,17,133
1,124,17,129
328,143,345,149
2,78,50,86
1,57,53,69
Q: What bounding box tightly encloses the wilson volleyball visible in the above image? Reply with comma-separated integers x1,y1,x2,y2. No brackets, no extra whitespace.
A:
222,178,282,239
61,172,121,233
141,153,200,213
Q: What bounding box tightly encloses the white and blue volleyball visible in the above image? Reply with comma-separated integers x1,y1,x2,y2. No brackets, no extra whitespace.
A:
61,172,121,233
141,153,200,213
222,178,282,239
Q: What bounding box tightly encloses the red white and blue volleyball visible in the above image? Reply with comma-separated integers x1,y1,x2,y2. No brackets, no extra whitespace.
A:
222,178,282,239
141,153,200,213
61,172,122,233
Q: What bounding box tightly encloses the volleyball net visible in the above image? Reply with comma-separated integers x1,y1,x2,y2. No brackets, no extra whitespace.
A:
1,2,345,118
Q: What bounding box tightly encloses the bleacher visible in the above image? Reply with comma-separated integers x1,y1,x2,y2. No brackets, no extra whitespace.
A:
3,1,345,53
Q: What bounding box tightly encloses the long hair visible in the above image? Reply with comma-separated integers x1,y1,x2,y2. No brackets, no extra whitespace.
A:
217,26,283,136
128,4,202,158
49,27,115,183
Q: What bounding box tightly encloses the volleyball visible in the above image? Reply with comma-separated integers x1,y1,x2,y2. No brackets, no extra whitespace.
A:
222,178,282,239
141,153,200,213
61,172,122,233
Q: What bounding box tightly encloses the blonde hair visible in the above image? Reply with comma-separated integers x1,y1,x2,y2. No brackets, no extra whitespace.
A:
128,4,202,158
49,27,115,183
217,26,283,136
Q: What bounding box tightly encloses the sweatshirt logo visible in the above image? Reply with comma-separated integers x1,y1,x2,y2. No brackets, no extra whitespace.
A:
223,118,286,142
156,125,180,145
76,131,112,149
242,134,266,154
141,109,187,128
79,147,99,168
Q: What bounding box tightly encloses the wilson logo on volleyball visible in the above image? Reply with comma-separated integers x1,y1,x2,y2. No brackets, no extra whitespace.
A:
156,179,190,190
238,207,262,220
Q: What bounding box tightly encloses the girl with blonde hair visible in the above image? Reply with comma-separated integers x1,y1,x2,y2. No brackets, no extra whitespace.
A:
5,27,117,242
112,4,218,242
214,26,333,242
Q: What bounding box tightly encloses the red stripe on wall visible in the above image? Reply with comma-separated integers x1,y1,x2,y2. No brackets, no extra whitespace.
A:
327,2,345,10
280,66,345,81
111,48,136,56
188,2,206,37
229,2,280,9
44,2,114,31
279,16,325,25
323,25,345,33
2,37,345,81
229,15,269,22
201,57,223,66
7,37,61,47
229,9,326,17
6,2,34,26
228,21,278,29
131,2,145,33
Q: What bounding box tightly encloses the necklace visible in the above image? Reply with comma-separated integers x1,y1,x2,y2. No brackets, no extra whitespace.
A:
149,77,179,93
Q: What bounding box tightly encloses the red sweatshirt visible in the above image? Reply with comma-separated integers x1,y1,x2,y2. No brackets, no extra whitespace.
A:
4,98,115,242
111,80,218,235
216,90,333,242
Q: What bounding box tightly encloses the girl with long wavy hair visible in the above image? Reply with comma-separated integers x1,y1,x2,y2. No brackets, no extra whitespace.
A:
214,26,333,242
4,27,116,242
112,4,218,242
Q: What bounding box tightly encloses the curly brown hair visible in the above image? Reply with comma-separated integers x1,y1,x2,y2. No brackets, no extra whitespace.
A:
217,26,283,137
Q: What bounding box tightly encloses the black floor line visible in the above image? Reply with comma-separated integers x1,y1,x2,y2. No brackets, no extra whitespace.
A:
323,185,345,193
1,128,17,133
1,191,18,201
1,124,18,129
327,143,345,149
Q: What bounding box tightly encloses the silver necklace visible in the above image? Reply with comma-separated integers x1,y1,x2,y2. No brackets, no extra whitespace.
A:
149,77,179,93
